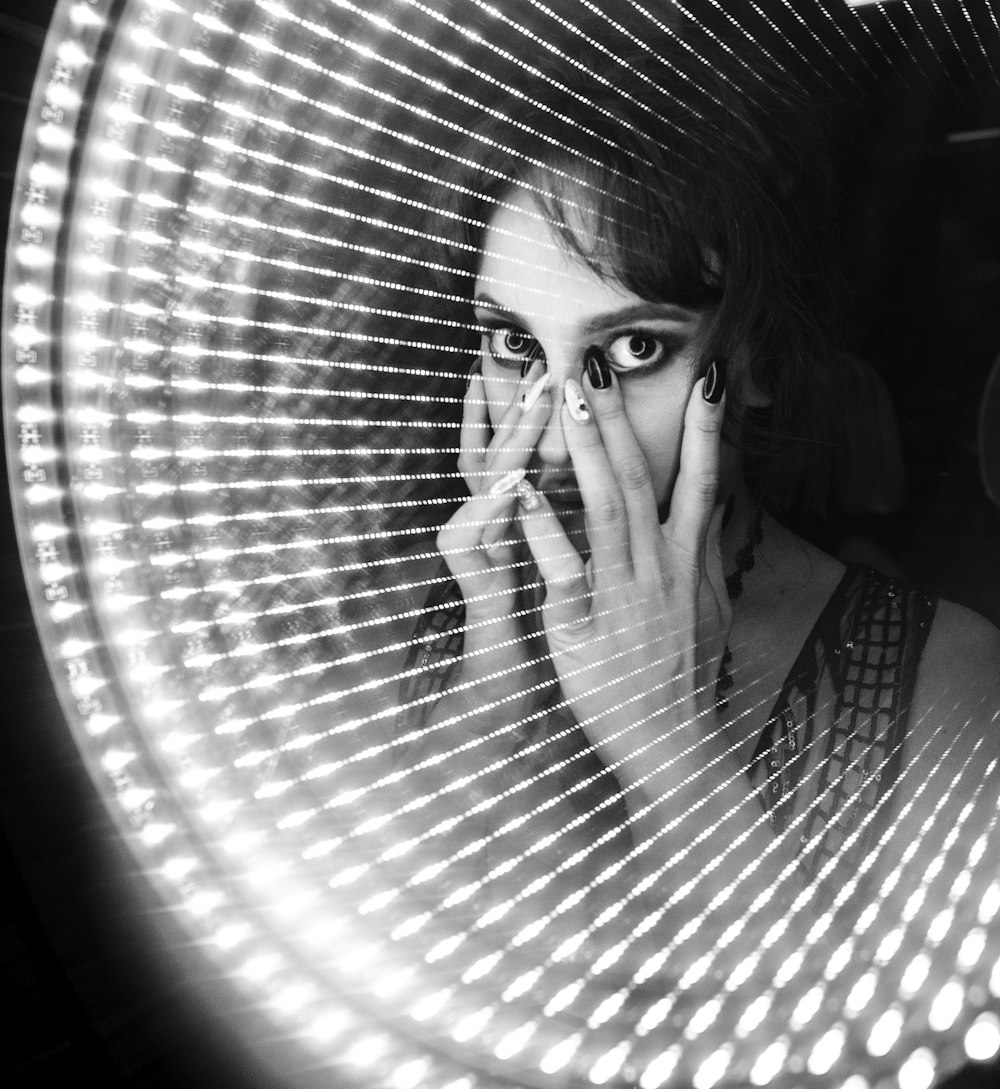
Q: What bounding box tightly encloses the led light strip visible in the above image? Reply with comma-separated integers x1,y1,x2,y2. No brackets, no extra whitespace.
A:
5,2,1000,1088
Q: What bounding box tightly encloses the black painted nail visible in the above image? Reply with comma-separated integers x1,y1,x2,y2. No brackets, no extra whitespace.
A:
703,357,727,404
465,358,481,391
521,341,544,378
585,346,611,390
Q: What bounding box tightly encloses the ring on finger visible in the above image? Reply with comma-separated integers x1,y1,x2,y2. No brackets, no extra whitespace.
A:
514,479,542,511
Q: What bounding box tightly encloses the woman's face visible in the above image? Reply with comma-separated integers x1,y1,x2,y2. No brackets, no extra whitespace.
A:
473,187,711,542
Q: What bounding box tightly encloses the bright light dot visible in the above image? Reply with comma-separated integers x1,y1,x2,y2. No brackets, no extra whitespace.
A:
390,1059,428,1089
131,26,166,48
46,82,80,110
965,1013,1000,1061
139,822,174,846
875,926,904,966
589,1042,630,1085
845,971,877,1017
304,1011,348,1042
928,978,965,1032
11,324,44,348
494,1022,535,1060
540,1034,581,1075
161,856,196,881
900,953,931,998
685,998,722,1039
692,1046,731,1089
898,1047,936,1089
639,1047,680,1089
17,405,52,424
119,787,154,810
57,40,88,66
452,1007,492,1043
750,1039,788,1085
37,122,73,149
410,989,449,1022
70,2,103,25
791,984,824,1030
16,365,48,384
927,908,954,945
17,245,53,268
102,749,134,772
979,882,1000,924
345,1034,387,1066
85,714,119,736
462,951,502,983
957,928,986,970
807,1026,846,1076
241,954,280,982
868,1007,904,1057
271,984,313,1015
13,282,47,307
212,924,249,950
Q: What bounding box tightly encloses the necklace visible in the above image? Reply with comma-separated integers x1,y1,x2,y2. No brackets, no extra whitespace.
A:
715,504,764,711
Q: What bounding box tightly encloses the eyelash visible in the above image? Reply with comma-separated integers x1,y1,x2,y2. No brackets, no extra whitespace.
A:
480,323,685,375
604,329,685,374
481,325,539,369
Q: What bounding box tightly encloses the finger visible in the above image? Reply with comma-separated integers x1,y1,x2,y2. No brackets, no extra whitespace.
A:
516,482,593,634
460,362,549,494
664,360,726,565
488,361,552,462
436,488,520,582
559,378,634,582
582,358,662,570
458,367,490,492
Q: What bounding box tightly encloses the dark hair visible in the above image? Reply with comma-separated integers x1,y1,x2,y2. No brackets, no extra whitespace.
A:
436,31,845,511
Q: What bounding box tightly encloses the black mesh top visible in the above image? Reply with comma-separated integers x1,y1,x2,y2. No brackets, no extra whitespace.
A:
394,562,938,930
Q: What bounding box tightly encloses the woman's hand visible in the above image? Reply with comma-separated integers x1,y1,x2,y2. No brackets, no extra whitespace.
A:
517,362,731,778
434,359,555,718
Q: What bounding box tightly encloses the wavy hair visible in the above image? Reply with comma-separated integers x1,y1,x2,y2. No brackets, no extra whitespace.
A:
434,28,846,511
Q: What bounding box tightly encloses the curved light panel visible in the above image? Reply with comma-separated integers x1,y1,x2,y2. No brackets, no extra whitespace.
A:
4,1,1000,1088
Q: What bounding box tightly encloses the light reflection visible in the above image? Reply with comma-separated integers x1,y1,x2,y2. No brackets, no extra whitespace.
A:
4,1,1000,1088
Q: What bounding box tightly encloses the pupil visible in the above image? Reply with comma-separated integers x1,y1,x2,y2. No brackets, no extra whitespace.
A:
504,331,528,354
629,335,654,360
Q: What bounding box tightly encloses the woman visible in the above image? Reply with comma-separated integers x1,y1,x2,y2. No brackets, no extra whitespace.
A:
391,37,1000,999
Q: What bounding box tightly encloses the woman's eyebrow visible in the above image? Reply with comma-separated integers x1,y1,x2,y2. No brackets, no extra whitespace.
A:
471,295,695,331
472,294,519,322
582,302,695,335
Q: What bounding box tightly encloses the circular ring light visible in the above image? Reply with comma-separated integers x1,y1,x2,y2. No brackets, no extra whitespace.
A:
5,2,1000,1088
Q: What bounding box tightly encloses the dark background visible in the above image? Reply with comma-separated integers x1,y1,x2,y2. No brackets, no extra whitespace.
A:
0,1,999,1087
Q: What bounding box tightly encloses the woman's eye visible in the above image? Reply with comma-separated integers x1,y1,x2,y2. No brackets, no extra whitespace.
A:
484,326,538,366
606,332,669,371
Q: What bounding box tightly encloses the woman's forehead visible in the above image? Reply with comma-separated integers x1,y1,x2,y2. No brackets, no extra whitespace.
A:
475,186,620,297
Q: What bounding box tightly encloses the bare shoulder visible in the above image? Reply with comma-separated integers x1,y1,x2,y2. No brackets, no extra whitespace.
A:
909,597,1000,776
915,598,1000,716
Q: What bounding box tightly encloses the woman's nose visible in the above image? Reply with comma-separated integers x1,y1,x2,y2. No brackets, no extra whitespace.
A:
534,370,572,468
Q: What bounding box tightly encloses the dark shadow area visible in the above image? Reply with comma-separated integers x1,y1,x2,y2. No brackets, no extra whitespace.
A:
0,2,998,1088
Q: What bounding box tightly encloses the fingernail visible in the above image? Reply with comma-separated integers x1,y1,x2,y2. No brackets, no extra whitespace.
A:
564,378,591,423
515,480,542,511
520,341,544,378
466,358,481,391
585,346,611,390
521,371,550,411
703,357,727,404
488,467,526,496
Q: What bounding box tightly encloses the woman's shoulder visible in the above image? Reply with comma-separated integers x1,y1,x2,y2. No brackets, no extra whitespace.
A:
916,597,1000,716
